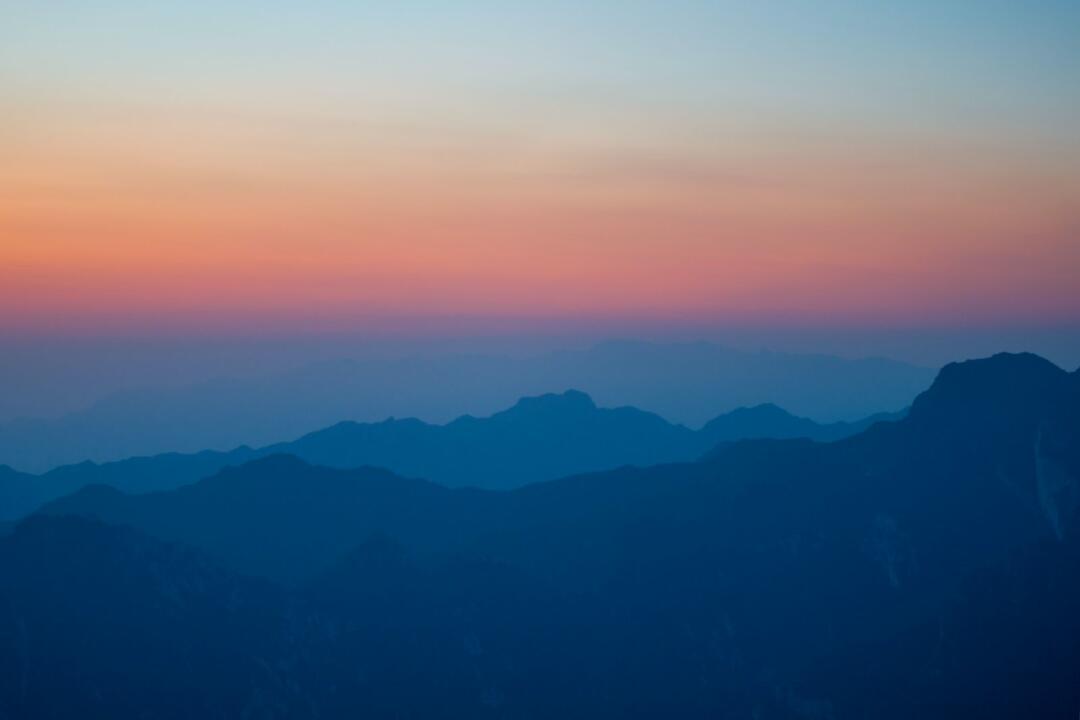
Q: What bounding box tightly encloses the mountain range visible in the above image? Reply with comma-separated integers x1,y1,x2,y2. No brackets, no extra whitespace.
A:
0,394,899,521
0,341,932,472
5,352,1076,717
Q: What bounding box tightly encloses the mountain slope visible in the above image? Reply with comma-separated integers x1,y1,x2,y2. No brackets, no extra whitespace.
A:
23,353,1080,717
701,402,904,443
0,515,297,719
0,341,933,472
260,390,707,490
1,392,898,520
39,354,1071,587
40,353,1078,584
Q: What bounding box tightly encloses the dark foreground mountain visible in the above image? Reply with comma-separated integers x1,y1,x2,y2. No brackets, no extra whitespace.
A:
0,515,299,719
8,353,1079,718
0,394,895,520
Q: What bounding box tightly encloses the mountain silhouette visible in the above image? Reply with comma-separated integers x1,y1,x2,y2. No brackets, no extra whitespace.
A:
0,392,897,520
0,341,933,472
701,402,901,443
39,354,1076,583
12,353,1080,717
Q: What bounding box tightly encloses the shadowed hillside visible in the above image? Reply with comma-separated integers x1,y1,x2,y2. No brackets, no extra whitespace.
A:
17,353,1080,717
0,393,899,521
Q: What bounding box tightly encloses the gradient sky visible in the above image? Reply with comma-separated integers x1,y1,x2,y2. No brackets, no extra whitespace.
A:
2,1,1079,335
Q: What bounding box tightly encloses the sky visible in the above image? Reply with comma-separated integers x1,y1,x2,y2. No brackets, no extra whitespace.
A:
2,1,1079,339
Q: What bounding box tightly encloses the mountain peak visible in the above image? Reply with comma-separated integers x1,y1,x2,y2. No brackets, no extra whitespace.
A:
505,390,597,415
908,352,1067,424
940,351,1060,378
725,403,792,419
700,402,818,444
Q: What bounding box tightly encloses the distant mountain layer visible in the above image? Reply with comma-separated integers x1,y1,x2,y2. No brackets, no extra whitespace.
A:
0,394,899,521
16,352,1079,717
0,341,932,472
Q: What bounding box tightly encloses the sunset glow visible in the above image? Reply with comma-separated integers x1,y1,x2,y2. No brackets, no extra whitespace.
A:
3,2,1078,334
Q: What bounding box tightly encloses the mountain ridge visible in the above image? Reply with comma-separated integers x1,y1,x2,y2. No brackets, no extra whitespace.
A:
21,351,1080,716
0,391,901,520
0,341,933,472
41,352,1075,580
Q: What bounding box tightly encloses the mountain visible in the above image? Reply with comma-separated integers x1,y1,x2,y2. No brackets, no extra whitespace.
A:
260,390,705,491
0,465,35,521
37,456,478,582
0,514,298,719
14,353,1080,716
0,341,933,472
0,392,898,521
701,402,903,443
19,352,1080,717
0,448,259,522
